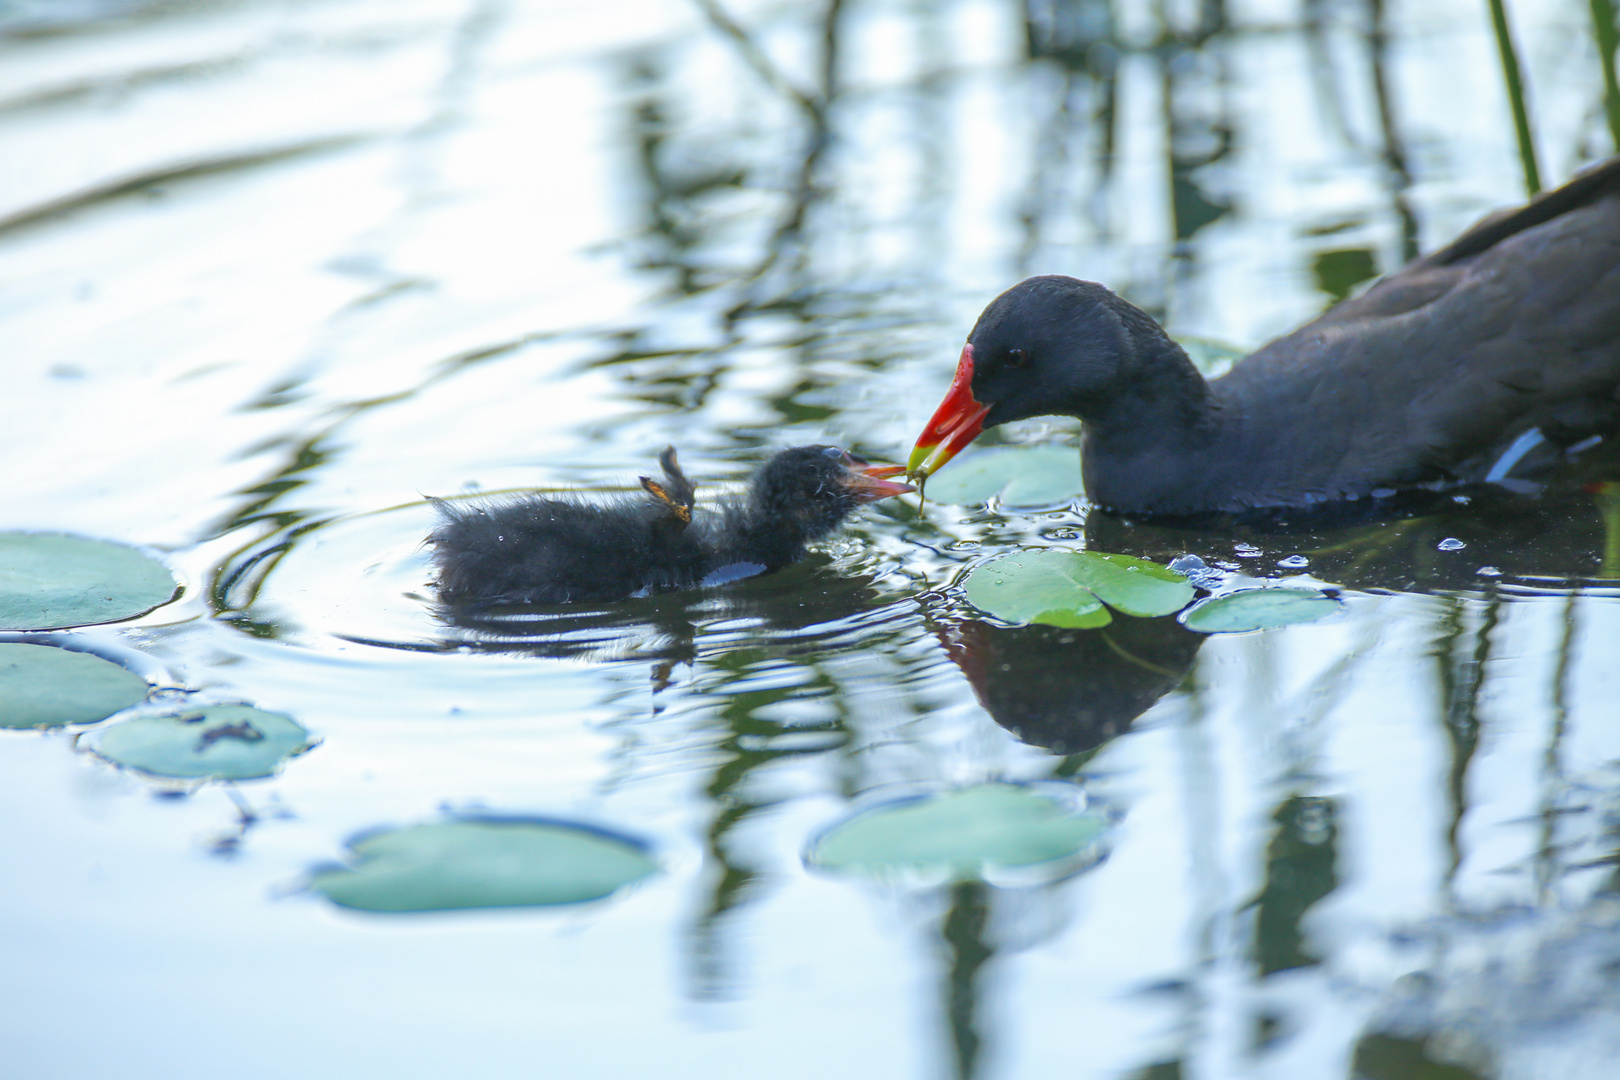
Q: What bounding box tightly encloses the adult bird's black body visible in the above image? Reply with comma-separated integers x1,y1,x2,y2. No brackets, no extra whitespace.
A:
429,445,911,606
909,156,1620,516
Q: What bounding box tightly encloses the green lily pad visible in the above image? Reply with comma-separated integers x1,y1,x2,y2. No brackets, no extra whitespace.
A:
807,784,1109,884
1180,587,1341,633
0,532,179,630
88,704,312,780
310,819,659,912
962,549,1195,628
923,446,1081,506
0,643,149,729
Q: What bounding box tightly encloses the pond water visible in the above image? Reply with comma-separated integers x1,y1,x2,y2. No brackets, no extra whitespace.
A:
4,1,1620,1078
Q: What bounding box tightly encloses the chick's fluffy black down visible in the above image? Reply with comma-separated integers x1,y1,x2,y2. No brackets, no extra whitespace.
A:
429,492,711,605
428,445,878,606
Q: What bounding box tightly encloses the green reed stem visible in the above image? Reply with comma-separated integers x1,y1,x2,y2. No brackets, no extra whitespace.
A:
1592,0,1620,150
1487,0,1542,194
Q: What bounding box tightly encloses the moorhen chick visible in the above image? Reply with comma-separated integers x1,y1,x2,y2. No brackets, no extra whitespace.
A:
429,445,912,606
909,156,1620,516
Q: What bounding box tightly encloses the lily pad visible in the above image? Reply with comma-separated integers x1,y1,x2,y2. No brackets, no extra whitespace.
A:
922,446,1081,506
807,784,1109,884
1180,587,1341,633
0,532,179,630
88,704,312,780
962,549,1195,629
0,643,149,729
310,818,659,912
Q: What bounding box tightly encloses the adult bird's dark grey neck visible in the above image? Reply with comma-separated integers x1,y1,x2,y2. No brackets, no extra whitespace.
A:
1069,289,1217,439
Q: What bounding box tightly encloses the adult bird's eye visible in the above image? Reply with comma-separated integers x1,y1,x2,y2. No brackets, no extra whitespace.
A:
1006,348,1029,369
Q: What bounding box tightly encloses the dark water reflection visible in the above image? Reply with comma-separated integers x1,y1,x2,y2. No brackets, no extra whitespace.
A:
430,558,909,661
1086,455,1620,592
5,1,1620,1078
935,614,1203,757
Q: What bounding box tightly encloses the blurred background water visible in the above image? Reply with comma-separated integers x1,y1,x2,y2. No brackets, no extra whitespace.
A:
3,1,1620,1078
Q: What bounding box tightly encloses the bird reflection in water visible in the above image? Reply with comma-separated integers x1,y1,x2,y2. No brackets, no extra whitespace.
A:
933,614,1202,758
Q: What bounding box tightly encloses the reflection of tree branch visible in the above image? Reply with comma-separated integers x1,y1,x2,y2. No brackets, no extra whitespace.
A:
1434,594,1496,906
688,0,821,120
1159,10,1235,248
1250,795,1340,975
1367,0,1419,262
623,54,750,298
686,654,852,1000
1017,1,1121,272
1301,0,1365,152
1535,589,1577,902
943,881,992,1080
716,0,846,319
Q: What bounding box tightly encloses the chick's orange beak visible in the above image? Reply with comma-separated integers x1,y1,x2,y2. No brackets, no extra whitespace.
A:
839,454,915,502
907,344,989,479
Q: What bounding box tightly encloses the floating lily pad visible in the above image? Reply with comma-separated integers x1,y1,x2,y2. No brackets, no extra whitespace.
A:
1180,587,1341,633
807,784,1109,885
88,704,312,780
962,549,1195,628
922,446,1081,506
0,643,149,729
0,532,179,630
310,818,659,912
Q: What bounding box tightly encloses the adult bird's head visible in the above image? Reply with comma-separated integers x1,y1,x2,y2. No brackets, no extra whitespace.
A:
907,276,1169,480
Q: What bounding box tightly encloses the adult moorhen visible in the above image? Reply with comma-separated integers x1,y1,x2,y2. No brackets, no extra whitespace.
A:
429,445,912,605
908,156,1620,516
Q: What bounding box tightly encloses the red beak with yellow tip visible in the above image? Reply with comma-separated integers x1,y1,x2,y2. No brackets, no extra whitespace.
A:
907,343,990,479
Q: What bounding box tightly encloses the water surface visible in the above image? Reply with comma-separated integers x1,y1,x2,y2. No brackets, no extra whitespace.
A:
3,1,1619,1078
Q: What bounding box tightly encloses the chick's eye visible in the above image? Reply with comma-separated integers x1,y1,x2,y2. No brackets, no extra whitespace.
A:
1006,348,1029,369
822,446,844,459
